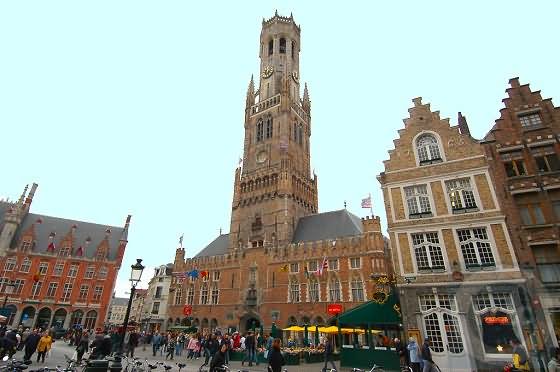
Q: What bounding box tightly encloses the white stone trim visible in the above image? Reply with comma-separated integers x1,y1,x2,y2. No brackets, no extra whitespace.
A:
384,155,486,176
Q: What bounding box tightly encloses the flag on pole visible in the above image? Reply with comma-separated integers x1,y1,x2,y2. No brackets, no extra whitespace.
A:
174,272,187,279
361,195,372,209
317,257,328,276
179,234,184,247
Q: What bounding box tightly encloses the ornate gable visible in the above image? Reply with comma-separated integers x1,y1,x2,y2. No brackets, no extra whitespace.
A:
384,97,482,173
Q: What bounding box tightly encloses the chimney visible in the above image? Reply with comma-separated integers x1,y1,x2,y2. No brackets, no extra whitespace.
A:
458,112,471,136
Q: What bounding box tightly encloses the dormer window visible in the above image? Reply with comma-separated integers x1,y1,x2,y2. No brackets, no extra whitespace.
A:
59,245,71,257
279,38,286,54
518,112,542,129
416,134,442,165
268,39,273,56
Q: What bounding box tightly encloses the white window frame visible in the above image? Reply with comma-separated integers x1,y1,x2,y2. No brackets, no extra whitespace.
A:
289,262,299,273
445,178,479,213
4,258,16,271
350,276,365,302
289,280,300,303
68,264,79,278
46,282,58,298
307,260,318,272
328,277,342,302
456,227,497,270
200,283,209,304
61,282,73,302
211,284,219,304
20,258,31,273
328,259,339,271
307,278,320,302
472,292,524,357
419,294,465,355
411,232,447,273
414,132,445,166
349,257,361,269
53,262,64,276
404,184,433,218
38,262,49,275
85,265,95,279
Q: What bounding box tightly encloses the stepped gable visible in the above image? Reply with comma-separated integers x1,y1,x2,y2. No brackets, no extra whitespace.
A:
0,201,124,259
292,209,363,243
194,233,230,258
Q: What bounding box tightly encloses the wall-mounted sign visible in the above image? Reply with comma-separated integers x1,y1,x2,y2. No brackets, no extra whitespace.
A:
183,305,193,316
327,304,343,315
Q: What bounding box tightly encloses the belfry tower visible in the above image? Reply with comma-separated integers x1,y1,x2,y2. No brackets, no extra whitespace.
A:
229,12,318,250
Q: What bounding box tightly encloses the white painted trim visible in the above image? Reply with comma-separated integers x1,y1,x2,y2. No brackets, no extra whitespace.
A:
383,155,486,176
527,139,556,148
394,231,405,276
397,278,526,287
388,215,507,232
497,145,524,153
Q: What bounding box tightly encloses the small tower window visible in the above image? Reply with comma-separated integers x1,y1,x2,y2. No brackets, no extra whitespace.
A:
279,38,286,54
268,39,274,56
298,124,303,145
266,117,273,139
291,40,296,59
256,119,264,142
416,134,442,165
293,122,298,141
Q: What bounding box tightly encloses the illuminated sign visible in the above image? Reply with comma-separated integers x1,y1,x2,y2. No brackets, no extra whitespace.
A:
483,316,510,325
327,304,343,315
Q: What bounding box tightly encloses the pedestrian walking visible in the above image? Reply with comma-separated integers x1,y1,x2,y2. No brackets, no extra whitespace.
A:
407,337,421,372
165,337,176,360
267,338,285,372
36,332,53,363
76,332,90,363
322,337,337,372
209,343,227,372
421,337,436,372
23,329,41,362
241,331,258,367
127,331,139,358
510,338,530,371
152,332,162,356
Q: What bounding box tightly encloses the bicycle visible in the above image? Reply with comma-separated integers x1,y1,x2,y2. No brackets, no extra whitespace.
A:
350,363,385,372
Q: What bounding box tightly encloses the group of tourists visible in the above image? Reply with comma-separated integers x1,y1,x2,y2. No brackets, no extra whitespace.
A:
0,325,53,363
142,329,284,372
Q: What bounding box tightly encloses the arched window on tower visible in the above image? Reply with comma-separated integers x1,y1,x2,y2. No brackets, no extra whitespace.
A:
256,119,264,142
291,40,296,59
293,122,298,142
279,38,286,54
268,39,274,56
416,134,442,165
266,117,273,139
298,124,303,145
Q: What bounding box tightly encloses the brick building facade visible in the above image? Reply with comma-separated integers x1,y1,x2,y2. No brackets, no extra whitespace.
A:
482,78,560,347
378,97,528,371
0,183,130,331
166,13,391,334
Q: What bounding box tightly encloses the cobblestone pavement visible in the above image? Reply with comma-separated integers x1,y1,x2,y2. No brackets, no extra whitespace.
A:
5,341,342,372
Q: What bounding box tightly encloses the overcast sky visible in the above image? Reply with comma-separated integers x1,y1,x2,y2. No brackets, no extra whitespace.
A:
1,1,558,295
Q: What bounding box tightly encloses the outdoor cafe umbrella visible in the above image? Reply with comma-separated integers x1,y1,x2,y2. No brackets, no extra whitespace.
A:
282,325,305,331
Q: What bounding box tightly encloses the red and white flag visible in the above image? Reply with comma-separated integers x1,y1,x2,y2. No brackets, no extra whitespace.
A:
317,257,328,276
361,195,372,209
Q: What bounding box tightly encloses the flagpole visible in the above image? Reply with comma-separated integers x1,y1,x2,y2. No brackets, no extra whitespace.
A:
369,193,373,217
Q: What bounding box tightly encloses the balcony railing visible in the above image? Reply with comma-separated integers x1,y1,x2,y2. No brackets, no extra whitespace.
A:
251,94,280,116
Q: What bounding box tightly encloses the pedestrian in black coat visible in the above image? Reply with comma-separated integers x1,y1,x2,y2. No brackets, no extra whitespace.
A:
267,338,285,372
23,330,41,362
209,344,227,372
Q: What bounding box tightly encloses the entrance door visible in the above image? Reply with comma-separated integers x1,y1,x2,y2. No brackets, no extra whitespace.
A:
420,295,473,371
36,307,52,330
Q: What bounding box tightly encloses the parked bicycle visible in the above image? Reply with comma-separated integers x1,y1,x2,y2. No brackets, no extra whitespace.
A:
350,363,385,372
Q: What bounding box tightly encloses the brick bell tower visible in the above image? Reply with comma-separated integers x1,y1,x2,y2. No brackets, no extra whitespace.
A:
229,12,318,251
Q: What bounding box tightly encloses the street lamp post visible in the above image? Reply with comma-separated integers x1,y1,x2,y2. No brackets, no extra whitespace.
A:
111,259,145,372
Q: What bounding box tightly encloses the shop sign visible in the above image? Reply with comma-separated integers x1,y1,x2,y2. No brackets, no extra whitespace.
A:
483,316,510,325
327,304,343,315
183,305,193,316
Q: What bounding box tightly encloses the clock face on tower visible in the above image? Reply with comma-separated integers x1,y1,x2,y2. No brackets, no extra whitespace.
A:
256,151,267,164
261,65,274,79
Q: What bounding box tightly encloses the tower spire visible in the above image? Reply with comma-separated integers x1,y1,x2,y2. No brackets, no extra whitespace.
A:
458,112,471,136
246,75,255,107
303,83,311,112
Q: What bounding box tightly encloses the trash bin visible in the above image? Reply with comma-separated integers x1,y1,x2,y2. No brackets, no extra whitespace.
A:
84,359,109,372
